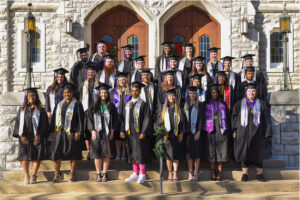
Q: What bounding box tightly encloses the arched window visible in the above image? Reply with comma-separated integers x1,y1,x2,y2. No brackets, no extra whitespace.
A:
127,35,139,59
173,35,185,56
101,35,113,44
199,35,211,64
270,32,283,63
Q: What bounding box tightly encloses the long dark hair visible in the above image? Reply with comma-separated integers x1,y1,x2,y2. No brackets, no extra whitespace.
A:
22,92,43,112
50,75,68,92
92,90,113,113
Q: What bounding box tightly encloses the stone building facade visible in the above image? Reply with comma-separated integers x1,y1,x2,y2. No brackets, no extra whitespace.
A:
0,0,299,170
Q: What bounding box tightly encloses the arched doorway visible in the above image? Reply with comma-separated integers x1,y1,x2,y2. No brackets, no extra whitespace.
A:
92,5,148,65
164,6,220,62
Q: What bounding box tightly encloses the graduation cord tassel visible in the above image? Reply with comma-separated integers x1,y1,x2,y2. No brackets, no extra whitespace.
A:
67,100,73,135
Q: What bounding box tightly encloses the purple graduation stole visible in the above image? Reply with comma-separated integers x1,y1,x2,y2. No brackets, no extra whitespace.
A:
113,90,131,113
205,100,227,134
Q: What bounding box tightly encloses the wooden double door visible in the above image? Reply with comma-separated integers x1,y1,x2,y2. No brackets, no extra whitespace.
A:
92,5,148,65
165,6,220,61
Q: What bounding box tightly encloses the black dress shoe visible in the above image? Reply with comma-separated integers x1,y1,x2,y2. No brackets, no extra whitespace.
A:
256,174,266,182
241,174,248,181
87,151,90,160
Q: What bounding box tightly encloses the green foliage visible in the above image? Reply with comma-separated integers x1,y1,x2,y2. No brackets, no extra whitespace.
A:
153,126,167,159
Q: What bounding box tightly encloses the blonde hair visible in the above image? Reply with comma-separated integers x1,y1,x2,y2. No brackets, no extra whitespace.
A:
116,77,130,96
161,99,181,124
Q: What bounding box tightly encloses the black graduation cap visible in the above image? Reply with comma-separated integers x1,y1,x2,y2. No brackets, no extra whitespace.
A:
103,54,116,60
245,82,257,90
190,74,202,80
63,83,76,91
208,47,220,53
24,87,39,93
95,82,112,91
116,71,129,78
161,41,173,47
168,55,179,61
215,71,226,77
85,64,96,71
76,47,88,54
187,86,198,92
134,55,146,62
245,66,255,73
131,81,144,89
193,56,206,62
121,44,133,50
221,56,236,62
141,68,154,74
96,40,106,45
183,43,194,47
166,88,176,95
53,68,69,75
163,70,176,77
208,83,220,91
241,54,255,61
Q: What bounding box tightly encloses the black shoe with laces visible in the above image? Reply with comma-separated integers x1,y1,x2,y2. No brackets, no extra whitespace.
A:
241,174,248,181
256,174,266,182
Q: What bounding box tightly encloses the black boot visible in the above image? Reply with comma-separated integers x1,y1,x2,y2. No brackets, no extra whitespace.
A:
256,174,266,182
241,174,248,181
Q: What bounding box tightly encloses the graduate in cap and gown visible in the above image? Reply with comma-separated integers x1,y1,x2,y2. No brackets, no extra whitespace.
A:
49,83,84,182
232,82,272,182
129,55,146,84
86,83,119,182
69,47,92,98
237,66,267,101
117,44,135,73
184,86,205,181
190,56,212,102
206,47,222,80
155,88,187,182
221,56,241,91
78,63,99,160
157,70,184,108
154,42,173,84
110,72,132,160
204,84,231,181
240,54,266,86
168,55,185,88
123,81,153,184
13,88,49,184
98,54,117,87
178,43,195,86
90,40,107,71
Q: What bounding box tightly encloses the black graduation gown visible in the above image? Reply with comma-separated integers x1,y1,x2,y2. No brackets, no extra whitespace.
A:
204,101,231,162
219,84,236,112
156,106,187,161
141,82,159,121
69,61,92,99
157,86,184,109
117,59,134,74
123,100,152,164
129,69,142,84
90,53,105,72
86,104,119,159
179,57,193,87
225,71,241,91
154,55,169,85
97,70,116,87
13,107,49,161
109,89,131,140
231,99,272,163
45,86,65,114
49,100,84,160
237,81,267,101
185,102,205,159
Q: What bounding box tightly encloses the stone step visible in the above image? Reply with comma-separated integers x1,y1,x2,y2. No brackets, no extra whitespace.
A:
38,159,286,170
0,180,298,194
3,169,299,182
0,191,298,200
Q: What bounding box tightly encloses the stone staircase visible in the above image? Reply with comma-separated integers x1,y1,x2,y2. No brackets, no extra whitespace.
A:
0,151,299,200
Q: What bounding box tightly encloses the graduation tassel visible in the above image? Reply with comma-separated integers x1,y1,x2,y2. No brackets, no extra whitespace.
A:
23,92,27,106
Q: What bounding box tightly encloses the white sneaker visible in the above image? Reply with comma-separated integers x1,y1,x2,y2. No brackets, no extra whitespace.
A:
137,174,146,184
125,173,139,182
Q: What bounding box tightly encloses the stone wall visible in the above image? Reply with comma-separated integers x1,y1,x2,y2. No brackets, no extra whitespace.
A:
270,91,299,168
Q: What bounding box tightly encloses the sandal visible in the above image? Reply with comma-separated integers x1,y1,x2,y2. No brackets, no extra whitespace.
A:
24,174,30,185
167,171,173,182
96,173,102,182
30,174,37,184
52,172,62,183
173,171,178,182
188,170,194,181
216,171,222,181
194,170,199,182
68,171,75,182
102,173,107,182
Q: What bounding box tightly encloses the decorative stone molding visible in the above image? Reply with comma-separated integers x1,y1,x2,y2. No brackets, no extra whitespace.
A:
9,3,60,13
258,3,300,13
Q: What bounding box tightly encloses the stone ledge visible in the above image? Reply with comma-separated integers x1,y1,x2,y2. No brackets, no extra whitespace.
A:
257,3,300,13
0,92,46,106
269,91,299,105
9,3,59,12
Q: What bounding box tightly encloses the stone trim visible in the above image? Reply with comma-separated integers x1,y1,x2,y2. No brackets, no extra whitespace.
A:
9,3,59,12
269,91,299,105
257,3,300,13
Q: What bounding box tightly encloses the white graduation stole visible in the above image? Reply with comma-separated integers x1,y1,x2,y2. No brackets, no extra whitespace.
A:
19,107,40,137
229,72,236,89
125,98,143,133
118,60,125,72
99,71,115,87
175,71,183,87
160,57,167,72
164,107,180,136
178,57,186,71
131,69,138,83
140,83,154,110
49,92,56,114
55,99,77,134
185,104,198,134
82,82,99,112
94,107,111,136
